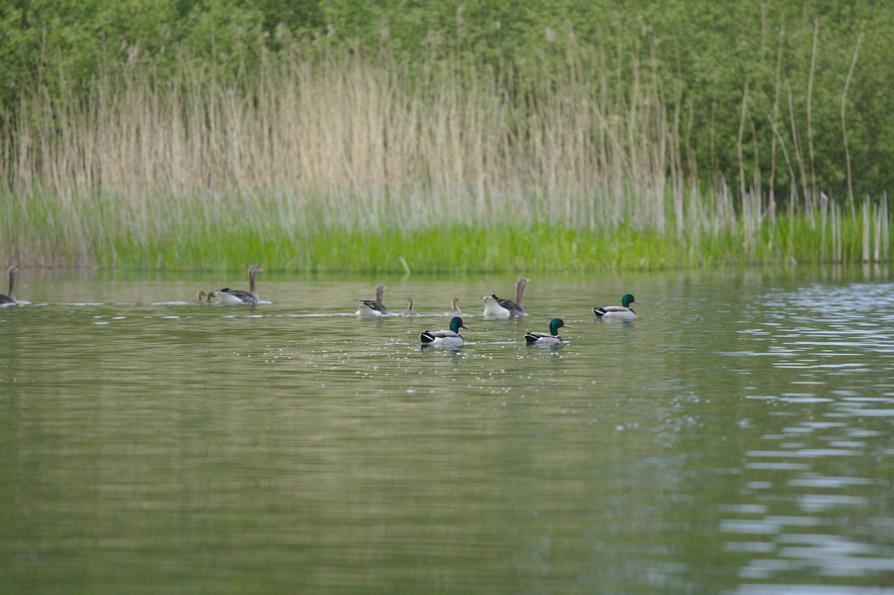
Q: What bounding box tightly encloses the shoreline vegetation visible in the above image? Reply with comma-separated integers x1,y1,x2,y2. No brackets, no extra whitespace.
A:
1,1,893,271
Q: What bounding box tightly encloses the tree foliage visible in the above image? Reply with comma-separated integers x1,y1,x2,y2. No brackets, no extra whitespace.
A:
1,0,893,196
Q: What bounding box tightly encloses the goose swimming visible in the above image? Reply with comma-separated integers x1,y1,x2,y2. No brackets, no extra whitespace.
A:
483,277,529,319
196,291,220,305
0,265,17,304
357,284,387,317
217,265,263,305
447,296,463,316
401,298,418,317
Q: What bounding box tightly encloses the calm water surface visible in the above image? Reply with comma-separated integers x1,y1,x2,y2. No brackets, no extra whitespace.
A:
1,268,893,593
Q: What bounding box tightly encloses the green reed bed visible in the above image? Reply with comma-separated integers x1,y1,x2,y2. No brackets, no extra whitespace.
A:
1,14,891,272
2,189,888,272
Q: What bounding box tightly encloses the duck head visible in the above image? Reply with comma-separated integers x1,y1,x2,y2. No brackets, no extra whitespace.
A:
449,316,466,333
548,318,565,336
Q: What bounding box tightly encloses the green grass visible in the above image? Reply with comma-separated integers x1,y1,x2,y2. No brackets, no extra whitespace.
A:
2,190,888,272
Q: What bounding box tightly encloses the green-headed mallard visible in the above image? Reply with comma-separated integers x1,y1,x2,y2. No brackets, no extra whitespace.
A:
421,316,467,347
594,294,637,321
524,318,566,345
483,277,529,319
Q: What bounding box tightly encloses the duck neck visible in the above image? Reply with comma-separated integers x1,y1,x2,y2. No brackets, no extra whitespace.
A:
515,280,525,308
249,270,257,298
375,286,384,307
7,268,14,300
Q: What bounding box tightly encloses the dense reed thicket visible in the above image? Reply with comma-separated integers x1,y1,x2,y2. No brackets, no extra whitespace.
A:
1,0,892,270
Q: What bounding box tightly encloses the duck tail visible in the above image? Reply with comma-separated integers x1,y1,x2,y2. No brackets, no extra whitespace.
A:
420,331,435,344
524,333,539,344
593,307,606,318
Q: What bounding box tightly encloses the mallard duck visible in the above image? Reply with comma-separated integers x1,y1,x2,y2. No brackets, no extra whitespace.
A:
0,265,17,304
447,296,463,316
421,316,467,347
356,284,387,317
524,318,566,345
594,294,637,320
218,265,263,305
482,277,529,319
401,298,418,316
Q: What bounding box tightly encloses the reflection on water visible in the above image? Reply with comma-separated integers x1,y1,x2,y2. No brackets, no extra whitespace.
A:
716,281,894,590
1,268,893,593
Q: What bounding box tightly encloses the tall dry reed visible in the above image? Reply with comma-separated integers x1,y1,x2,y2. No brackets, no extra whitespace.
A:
0,45,889,269
3,48,694,229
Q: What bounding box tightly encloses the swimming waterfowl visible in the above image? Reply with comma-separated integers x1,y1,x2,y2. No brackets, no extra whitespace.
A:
448,297,463,316
401,298,418,317
196,291,219,305
217,265,263,305
593,294,637,321
421,316,467,347
483,277,529,319
524,318,566,345
356,284,387,317
0,265,17,304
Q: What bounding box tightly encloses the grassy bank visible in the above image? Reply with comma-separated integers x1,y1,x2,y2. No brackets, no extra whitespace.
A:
2,2,893,270
2,189,888,272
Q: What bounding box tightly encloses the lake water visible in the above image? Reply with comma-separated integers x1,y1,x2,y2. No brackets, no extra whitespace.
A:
2,267,893,593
